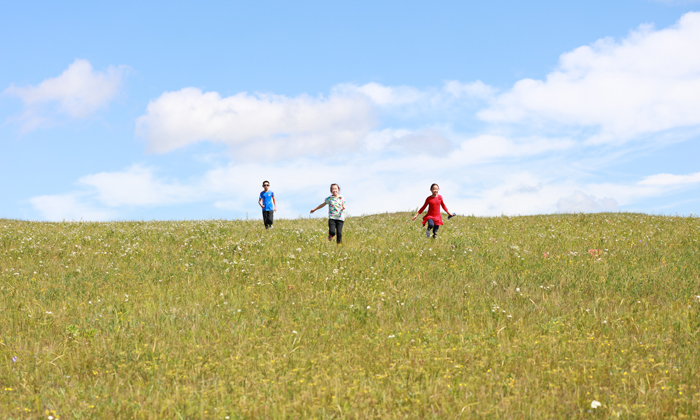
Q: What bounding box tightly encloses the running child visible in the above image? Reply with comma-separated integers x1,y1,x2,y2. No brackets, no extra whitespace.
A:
258,180,276,229
412,183,456,239
310,183,346,244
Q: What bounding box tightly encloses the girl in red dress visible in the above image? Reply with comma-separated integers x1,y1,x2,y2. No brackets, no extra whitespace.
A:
412,183,455,239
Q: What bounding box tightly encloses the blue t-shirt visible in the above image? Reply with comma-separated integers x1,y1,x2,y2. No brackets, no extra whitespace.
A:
260,191,275,211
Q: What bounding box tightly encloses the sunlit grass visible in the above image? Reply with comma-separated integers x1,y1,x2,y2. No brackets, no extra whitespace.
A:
1,213,699,418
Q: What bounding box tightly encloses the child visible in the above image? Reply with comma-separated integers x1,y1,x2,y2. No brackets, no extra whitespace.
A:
258,180,276,229
310,183,346,244
412,183,455,239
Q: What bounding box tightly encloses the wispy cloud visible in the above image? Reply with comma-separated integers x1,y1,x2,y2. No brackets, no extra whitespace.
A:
29,193,117,221
77,164,199,207
557,191,619,213
4,59,129,131
638,171,700,186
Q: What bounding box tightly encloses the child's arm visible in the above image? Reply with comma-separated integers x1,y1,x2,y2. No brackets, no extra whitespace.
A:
440,197,451,215
412,198,430,221
258,196,264,209
272,196,277,212
310,202,327,213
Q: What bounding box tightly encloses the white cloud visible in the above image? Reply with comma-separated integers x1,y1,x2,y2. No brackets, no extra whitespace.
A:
334,82,424,106
135,87,376,157
556,191,620,213
638,171,700,186
4,59,129,130
29,194,116,221
77,165,198,207
443,80,496,100
29,154,700,221
135,78,503,159
448,134,575,165
478,12,700,142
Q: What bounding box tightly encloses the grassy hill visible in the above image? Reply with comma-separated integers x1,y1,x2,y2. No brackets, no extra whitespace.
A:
1,213,699,418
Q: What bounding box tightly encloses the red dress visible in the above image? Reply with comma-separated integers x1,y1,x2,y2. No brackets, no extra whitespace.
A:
418,195,451,226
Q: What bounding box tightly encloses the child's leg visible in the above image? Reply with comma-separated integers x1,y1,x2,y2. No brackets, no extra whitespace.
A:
328,219,336,241
263,211,273,228
432,224,439,238
426,219,435,238
335,220,344,244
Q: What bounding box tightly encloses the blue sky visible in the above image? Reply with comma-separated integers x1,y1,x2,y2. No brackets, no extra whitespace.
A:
2,0,700,221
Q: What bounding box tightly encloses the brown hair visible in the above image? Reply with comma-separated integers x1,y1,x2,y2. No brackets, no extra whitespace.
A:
330,183,340,192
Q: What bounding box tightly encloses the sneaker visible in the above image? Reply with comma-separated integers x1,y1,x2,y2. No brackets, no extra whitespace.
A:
447,213,456,220
432,234,437,239
328,234,333,241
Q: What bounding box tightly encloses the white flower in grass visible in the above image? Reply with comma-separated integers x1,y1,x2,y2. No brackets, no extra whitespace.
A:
591,400,601,409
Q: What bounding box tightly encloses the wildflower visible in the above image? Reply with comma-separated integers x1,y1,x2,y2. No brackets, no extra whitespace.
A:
542,252,548,258
591,400,601,409
12,356,17,362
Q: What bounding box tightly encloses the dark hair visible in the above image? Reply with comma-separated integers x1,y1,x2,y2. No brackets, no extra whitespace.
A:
262,180,270,186
430,183,439,190
330,183,340,192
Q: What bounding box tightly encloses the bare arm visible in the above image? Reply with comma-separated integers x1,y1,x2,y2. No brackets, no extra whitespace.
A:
272,196,277,212
258,197,264,209
310,202,327,213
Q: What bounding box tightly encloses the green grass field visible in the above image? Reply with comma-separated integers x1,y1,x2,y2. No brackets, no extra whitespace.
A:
1,213,699,419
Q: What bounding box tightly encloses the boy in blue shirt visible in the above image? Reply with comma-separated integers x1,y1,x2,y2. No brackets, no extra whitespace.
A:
258,180,277,229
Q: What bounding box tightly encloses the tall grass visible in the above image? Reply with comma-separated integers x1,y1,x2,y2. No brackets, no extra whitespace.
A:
1,213,699,419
